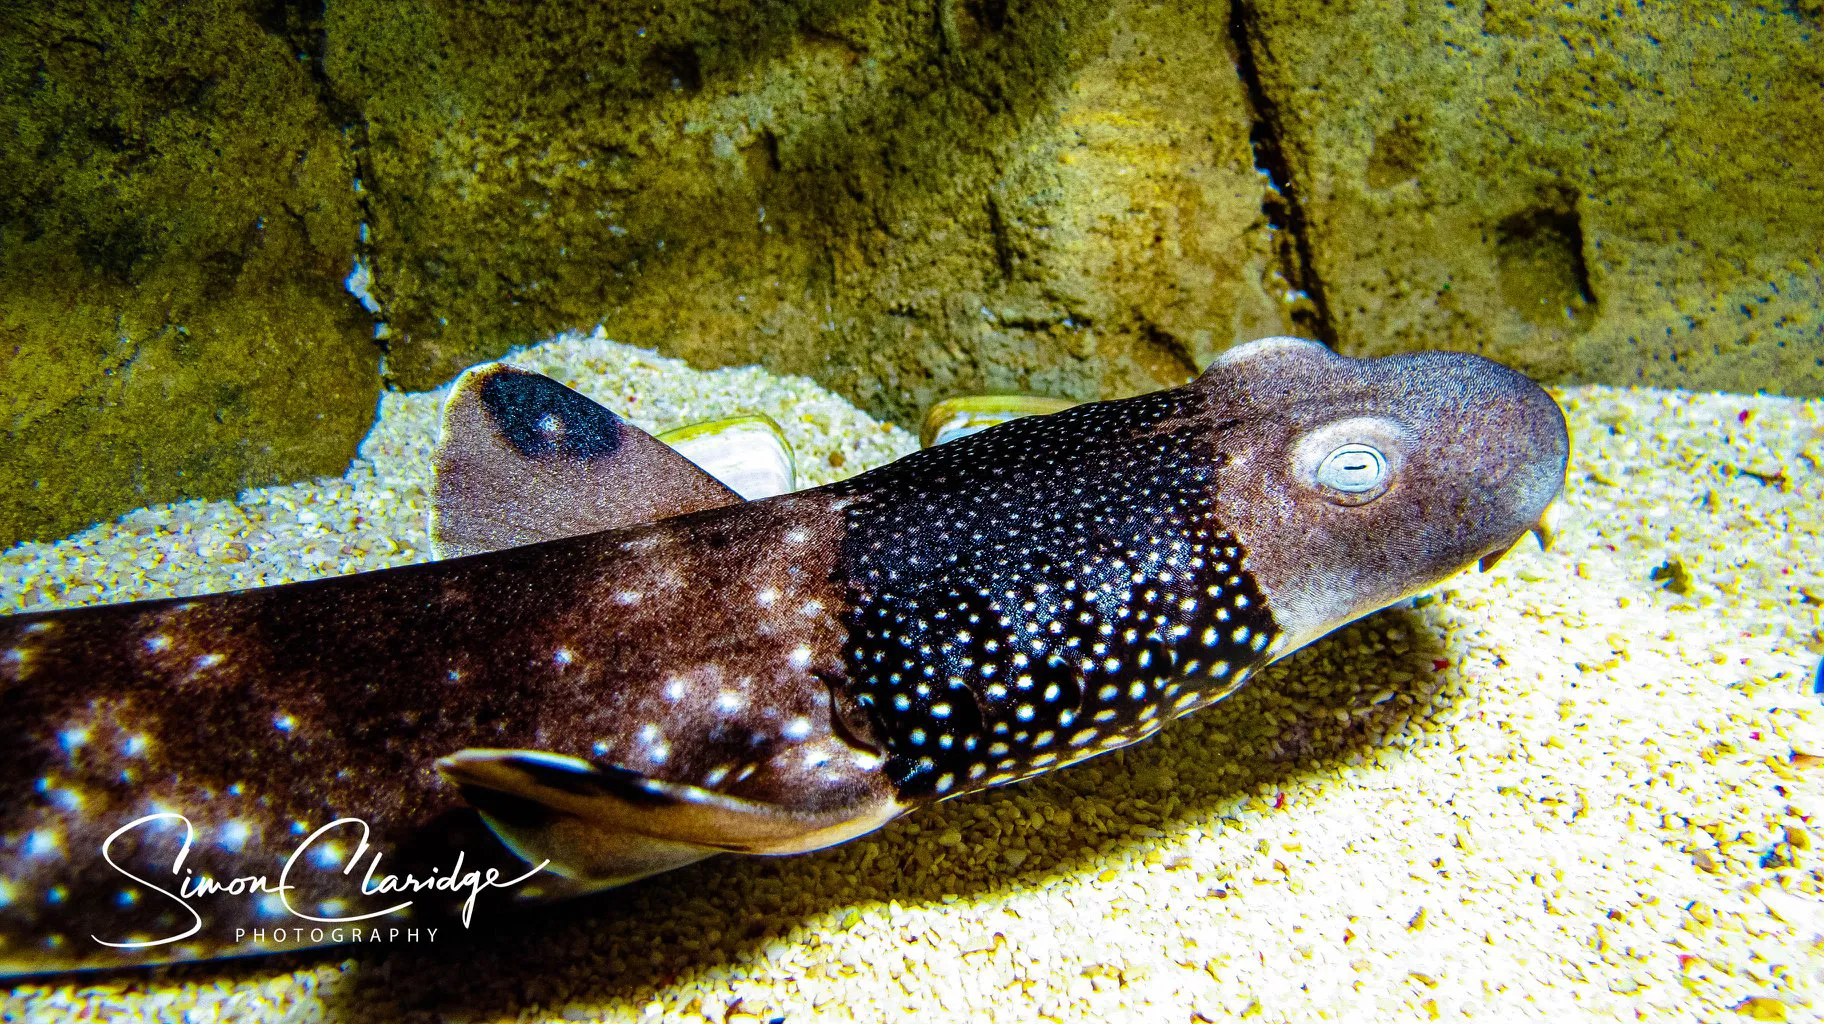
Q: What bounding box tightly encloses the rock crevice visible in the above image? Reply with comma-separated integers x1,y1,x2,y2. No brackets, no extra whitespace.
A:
1225,0,1336,347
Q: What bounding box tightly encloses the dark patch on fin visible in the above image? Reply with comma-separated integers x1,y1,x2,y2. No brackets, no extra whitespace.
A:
478,369,624,460
431,364,743,558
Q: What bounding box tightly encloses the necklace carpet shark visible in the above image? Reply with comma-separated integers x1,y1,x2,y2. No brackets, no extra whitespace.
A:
0,337,1567,975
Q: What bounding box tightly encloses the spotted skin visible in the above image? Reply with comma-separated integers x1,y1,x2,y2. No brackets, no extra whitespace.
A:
835,389,1276,799
0,338,1569,975
0,495,882,973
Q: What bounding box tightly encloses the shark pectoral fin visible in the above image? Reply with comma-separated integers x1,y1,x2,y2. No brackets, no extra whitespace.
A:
437,749,886,883
449,775,717,885
430,364,743,559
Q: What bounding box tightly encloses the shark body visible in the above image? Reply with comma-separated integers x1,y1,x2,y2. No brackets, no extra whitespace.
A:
0,338,1568,974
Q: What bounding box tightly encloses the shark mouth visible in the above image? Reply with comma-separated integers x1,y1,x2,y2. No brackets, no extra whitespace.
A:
1477,499,1560,573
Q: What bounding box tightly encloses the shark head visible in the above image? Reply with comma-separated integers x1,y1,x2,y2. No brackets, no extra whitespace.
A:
1199,337,1569,655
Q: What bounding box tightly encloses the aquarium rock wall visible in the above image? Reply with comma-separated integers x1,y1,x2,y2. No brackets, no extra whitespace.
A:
3,0,1821,546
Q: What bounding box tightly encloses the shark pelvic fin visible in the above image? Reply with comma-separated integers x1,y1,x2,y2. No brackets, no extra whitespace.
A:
431,364,742,559
437,749,895,883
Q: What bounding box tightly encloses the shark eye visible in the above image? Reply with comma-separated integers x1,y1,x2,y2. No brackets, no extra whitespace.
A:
1293,416,1409,505
1316,443,1387,493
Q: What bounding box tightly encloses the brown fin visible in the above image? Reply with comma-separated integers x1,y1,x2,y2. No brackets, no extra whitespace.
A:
451,776,717,885
437,749,896,881
430,364,742,558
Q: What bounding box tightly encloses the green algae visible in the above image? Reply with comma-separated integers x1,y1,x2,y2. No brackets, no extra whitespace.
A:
0,1,379,548
329,0,1280,422
1233,0,1824,395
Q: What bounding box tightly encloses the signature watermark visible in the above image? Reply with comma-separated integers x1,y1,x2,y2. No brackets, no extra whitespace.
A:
93,813,547,951
235,925,441,947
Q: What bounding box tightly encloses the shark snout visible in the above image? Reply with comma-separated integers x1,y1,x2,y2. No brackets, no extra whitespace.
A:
1444,354,1571,568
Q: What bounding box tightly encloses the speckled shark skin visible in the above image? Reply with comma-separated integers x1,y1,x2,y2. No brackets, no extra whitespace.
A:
0,338,1567,975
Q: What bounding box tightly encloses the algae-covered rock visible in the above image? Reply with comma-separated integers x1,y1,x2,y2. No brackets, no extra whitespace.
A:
1233,0,1824,395
329,0,1293,423
0,2,379,547
6,0,1820,548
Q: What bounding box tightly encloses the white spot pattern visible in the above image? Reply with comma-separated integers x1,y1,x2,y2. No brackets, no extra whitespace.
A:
834,388,1277,799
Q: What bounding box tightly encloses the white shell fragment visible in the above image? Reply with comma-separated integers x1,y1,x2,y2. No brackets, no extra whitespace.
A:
920,395,1079,448
657,415,798,500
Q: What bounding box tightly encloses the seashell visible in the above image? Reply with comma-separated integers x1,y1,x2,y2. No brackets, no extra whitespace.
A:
658,415,796,500
920,395,1078,448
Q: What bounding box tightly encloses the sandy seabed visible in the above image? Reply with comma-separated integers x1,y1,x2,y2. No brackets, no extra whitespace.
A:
3,332,1821,1024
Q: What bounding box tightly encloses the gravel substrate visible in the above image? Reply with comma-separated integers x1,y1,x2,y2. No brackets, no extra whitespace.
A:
3,334,1821,1023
